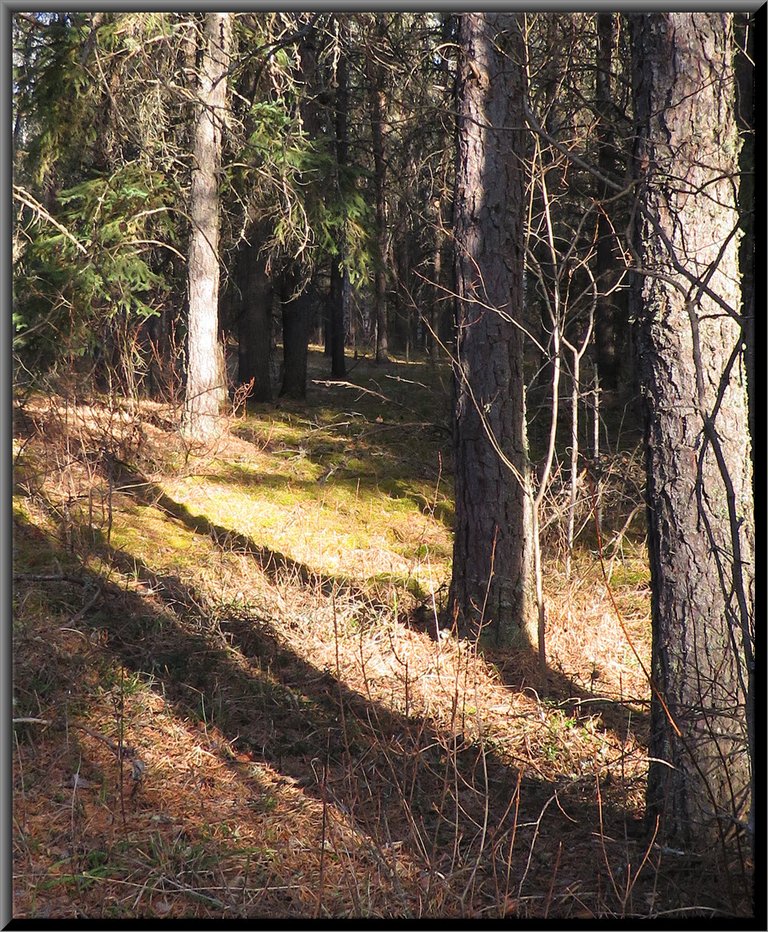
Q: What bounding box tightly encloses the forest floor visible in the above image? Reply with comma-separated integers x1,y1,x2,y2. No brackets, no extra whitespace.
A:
12,349,750,919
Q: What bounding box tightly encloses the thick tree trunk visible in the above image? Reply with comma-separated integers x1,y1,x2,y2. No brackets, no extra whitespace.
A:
280,281,312,400
236,236,273,403
734,12,755,463
238,309,271,403
630,13,754,861
183,13,232,439
448,13,535,647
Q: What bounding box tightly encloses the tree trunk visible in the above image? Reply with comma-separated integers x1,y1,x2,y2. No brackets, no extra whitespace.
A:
329,21,348,379
328,257,346,378
279,20,322,400
236,236,273,403
630,13,754,862
280,280,312,400
594,13,624,390
429,198,445,360
366,42,389,363
734,12,755,464
323,294,332,357
392,235,411,354
448,13,535,647
183,12,232,439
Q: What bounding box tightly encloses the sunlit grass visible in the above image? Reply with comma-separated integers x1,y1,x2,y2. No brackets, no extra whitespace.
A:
146,356,456,595
160,457,452,594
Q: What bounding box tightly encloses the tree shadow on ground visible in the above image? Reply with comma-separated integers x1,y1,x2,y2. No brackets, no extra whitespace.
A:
83,557,646,916
231,362,453,486
111,462,647,743
14,508,741,917
110,461,390,605
491,653,650,745
189,465,455,532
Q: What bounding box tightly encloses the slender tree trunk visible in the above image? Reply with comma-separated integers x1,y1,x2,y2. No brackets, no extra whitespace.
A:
279,21,322,400
594,13,624,390
328,258,346,378
323,295,332,357
630,13,754,862
183,12,232,439
430,234,442,358
565,350,580,580
393,235,411,355
448,13,535,647
366,44,389,363
329,23,348,380
429,198,445,360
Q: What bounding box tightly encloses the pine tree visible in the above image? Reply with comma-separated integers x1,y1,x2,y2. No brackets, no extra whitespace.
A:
630,12,754,861
449,13,535,646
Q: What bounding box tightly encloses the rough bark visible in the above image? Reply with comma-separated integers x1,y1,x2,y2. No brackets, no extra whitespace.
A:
183,13,232,439
734,12,755,463
448,13,535,647
630,13,754,859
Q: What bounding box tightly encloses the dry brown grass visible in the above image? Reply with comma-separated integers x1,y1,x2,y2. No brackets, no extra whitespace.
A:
12,365,752,919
